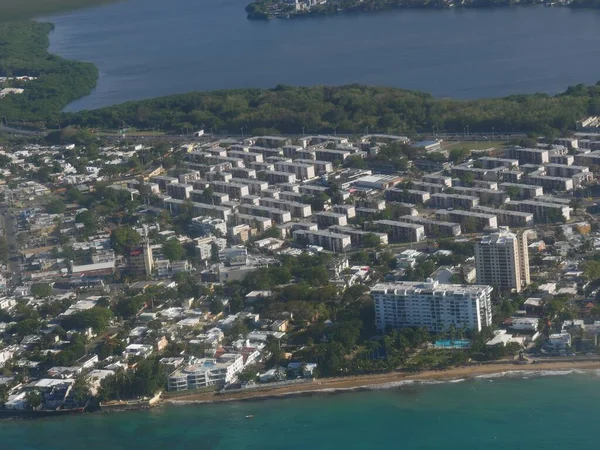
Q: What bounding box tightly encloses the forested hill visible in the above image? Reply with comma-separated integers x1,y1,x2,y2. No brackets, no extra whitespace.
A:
66,83,600,135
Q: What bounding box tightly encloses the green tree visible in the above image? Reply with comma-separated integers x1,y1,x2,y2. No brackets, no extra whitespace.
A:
449,148,470,164
362,233,382,248
110,227,142,255
71,375,92,405
75,210,98,233
46,198,66,214
31,282,52,298
162,238,185,261
25,391,42,409
60,307,114,332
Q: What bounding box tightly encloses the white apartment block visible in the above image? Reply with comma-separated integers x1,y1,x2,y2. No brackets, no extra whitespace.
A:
259,197,312,218
274,161,316,181
506,200,570,222
429,193,480,209
371,280,493,333
238,204,292,224
168,354,244,391
210,180,250,199
505,147,550,165
367,220,426,243
314,211,348,227
293,229,351,252
264,170,296,184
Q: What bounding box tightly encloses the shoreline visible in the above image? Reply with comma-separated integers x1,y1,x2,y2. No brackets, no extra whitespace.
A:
165,360,600,405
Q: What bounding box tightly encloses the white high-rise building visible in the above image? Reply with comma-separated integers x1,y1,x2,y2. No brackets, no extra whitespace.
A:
371,280,493,333
475,227,531,293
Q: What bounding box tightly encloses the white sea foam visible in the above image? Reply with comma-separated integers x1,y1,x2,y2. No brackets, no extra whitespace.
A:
475,369,589,380
365,380,416,390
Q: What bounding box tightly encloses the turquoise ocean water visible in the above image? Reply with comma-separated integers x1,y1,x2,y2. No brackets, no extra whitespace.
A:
1,371,599,450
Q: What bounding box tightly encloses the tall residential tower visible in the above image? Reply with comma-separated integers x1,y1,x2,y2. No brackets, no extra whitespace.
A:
475,227,531,293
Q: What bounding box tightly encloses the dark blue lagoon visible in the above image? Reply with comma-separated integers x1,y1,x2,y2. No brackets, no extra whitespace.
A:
41,1,600,111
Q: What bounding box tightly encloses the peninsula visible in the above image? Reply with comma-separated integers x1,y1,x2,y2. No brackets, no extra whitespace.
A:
245,0,599,20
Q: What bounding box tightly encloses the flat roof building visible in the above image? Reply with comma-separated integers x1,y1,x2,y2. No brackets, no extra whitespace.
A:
475,228,531,293
293,229,351,253
366,220,426,243
372,280,493,332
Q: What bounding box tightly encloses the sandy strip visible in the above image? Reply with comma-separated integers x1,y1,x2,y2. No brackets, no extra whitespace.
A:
164,360,600,405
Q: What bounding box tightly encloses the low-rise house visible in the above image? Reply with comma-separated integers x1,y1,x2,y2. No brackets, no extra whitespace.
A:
123,344,154,359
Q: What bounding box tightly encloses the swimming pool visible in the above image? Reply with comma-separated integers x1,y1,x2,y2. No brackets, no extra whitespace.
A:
433,339,471,349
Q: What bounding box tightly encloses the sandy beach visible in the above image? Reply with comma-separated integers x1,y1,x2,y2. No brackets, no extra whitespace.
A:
164,359,600,405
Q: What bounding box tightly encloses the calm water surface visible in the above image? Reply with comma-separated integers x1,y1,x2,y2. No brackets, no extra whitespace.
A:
41,1,600,111
1,374,600,449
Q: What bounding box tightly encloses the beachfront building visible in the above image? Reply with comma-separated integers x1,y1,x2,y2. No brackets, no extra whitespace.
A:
167,354,244,391
371,280,493,333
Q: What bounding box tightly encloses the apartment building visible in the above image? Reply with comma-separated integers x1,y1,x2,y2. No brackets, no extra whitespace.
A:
505,147,550,165
314,148,351,162
371,280,493,333
471,206,534,227
475,228,531,292
451,165,503,181
435,210,498,232
168,354,244,391
152,175,179,192
328,225,388,246
549,154,574,165
259,198,312,218
411,181,445,194
478,157,519,169
544,164,589,178
524,175,573,192
238,204,291,224
164,198,232,221
314,211,348,227
422,174,452,187
166,182,193,200
263,170,297,184
451,186,509,206
332,204,356,219
385,188,430,204
228,167,257,179
210,180,251,199
298,184,329,196
230,178,269,195
429,193,480,209
189,189,229,205
234,213,273,232
294,159,333,174
292,229,352,253
366,220,426,243
278,190,306,203
498,183,543,199
506,200,571,222
226,150,264,164
396,215,461,237
274,161,316,181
